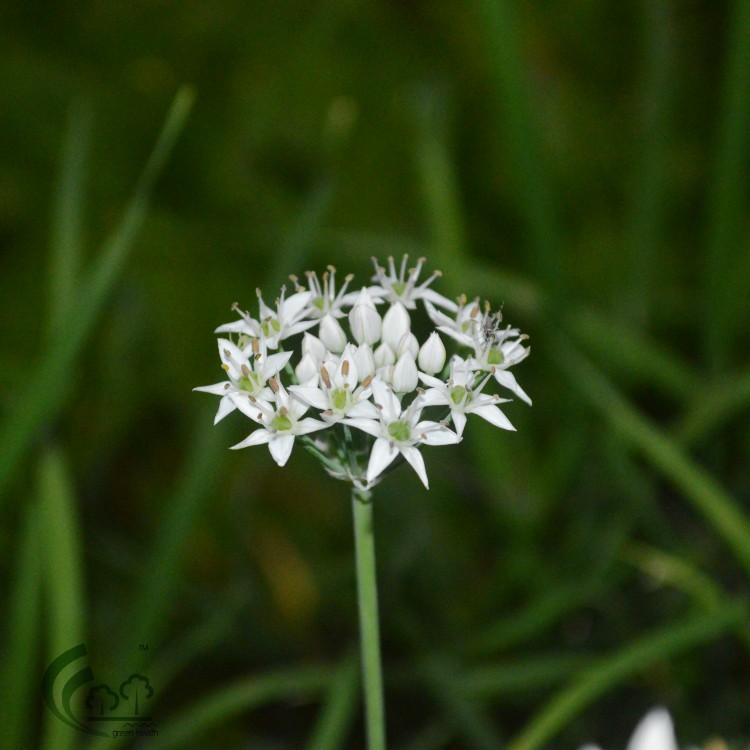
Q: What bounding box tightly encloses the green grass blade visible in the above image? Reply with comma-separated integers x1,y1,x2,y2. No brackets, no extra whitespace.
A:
412,85,469,282
674,366,750,446
145,665,334,750
0,87,195,501
623,0,676,326
506,601,747,750
38,447,87,750
49,99,92,338
305,650,359,750
704,0,750,370
0,500,44,750
475,0,565,294
552,336,750,579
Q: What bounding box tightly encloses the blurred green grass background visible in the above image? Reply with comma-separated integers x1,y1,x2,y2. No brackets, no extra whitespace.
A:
2,1,750,748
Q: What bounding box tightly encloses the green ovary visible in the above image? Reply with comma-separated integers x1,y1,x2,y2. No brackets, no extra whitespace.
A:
271,414,293,431
261,318,282,336
391,281,406,297
487,348,504,365
313,297,325,311
239,374,260,393
331,388,348,411
388,420,411,442
450,386,467,405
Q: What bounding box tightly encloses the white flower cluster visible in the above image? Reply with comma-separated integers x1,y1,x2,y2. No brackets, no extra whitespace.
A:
195,256,531,490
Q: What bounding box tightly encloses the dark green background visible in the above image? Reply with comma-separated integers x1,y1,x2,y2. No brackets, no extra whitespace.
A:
2,1,750,748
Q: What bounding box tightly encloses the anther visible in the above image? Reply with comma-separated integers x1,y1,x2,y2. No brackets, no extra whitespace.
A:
241,364,250,377
320,367,332,389
268,378,279,393
221,364,230,372
252,339,260,354
361,374,373,388
341,360,350,376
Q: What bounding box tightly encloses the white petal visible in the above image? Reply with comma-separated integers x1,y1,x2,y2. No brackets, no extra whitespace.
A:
343,418,383,438
470,404,515,431
214,396,237,424
626,709,677,750
437,325,474,347
231,429,273,449
347,400,380,419
451,410,467,436
370,378,401,421
262,351,293,379
217,338,248,379
423,299,455,328
416,423,461,445
295,418,330,435
415,388,448,408
493,369,532,405
420,288,458,311
232,395,266,422
288,385,329,410
194,382,231,395
269,435,295,466
367,438,399,483
215,319,257,336
284,319,319,338
283,290,314,320
392,352,418,394
399,446,429,489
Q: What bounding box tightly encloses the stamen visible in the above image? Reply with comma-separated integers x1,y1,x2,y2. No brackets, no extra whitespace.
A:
361,374,373,388
241,364,251,377
251,339,260,354
268,377,279,393
224,383,230,390
320,367,332,389
341,360,350,376
221,363,230,372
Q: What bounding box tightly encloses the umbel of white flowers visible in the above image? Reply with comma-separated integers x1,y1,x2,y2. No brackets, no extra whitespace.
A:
195,257,531,490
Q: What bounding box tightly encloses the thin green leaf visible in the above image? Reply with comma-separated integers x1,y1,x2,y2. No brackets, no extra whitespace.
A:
305,650,359,750
49,99,92,338
0,87,195,502
0,500,44,750
506,601,747,750
38,447,87,750
145,665,334,750
552,336,750,580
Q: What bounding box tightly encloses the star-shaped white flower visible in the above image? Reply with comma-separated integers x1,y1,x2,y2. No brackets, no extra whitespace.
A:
289,344,379,422
215,286,316,349
418,356,514,436
231,379,329,466
193,338,291,424
344,379,460,489
370,255,457,311
294,265,356,320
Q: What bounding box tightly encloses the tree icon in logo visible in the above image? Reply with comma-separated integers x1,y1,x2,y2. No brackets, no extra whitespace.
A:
85,684,119,716
119,674,153,716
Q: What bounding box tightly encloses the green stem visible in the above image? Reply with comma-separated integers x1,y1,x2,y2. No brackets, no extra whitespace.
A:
352,487,387,750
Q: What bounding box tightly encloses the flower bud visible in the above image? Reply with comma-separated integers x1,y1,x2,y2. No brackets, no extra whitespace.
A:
295,352,319,384
392,352,418,394
397,331,419,359
418,332,446,375
353,343,375,381
302,332,326,361
318,314,347,354
349,290,382,345
382,302,411,351
374,342,396,369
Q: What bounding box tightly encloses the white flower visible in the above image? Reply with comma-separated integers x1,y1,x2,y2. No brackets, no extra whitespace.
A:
580,708,678,750
374,342,396,369
193,338,291,424
353,343,376,381
464,332,532,405
296,266,355,319
381,302,411,351
319,314,348,353
418,332,446,375
231,379,328,466
215,287,316,349
370,255,457,310
301,332,327,361
290,344,379,422
392,351,418,394
344,380,460,489
396,331,419,359
348,288,382,346
295,352,319,384
419,356,514,436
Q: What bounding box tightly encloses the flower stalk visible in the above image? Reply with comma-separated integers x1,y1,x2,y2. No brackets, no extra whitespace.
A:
352,486,386,750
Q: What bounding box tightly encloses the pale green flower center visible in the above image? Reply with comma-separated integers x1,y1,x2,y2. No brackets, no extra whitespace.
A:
331,388,348,411
239,373,260,393
271,414,293,431
388,420,411,442
312,297,325,311
391,281,406,297
261,318,282,336
487,348,504,365
450,385,467,405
